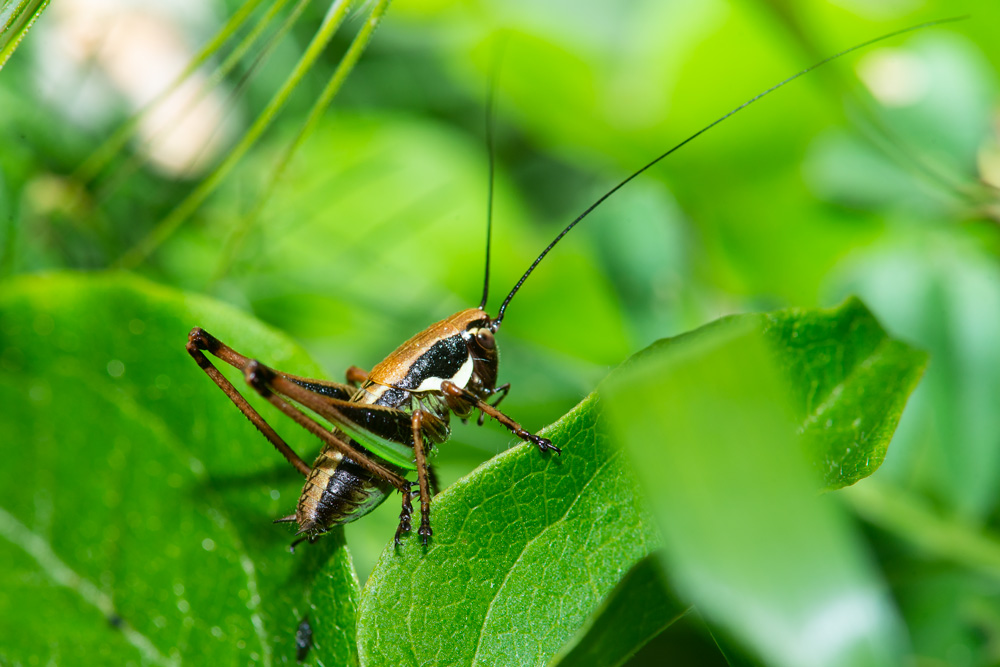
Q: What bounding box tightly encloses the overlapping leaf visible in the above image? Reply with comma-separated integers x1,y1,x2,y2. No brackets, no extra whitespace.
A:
357,298,926,666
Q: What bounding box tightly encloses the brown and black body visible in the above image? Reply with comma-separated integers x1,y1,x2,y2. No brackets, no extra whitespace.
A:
292,308,506,536
187,308,553,545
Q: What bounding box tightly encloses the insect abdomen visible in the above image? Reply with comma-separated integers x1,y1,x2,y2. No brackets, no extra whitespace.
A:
296,446,402,533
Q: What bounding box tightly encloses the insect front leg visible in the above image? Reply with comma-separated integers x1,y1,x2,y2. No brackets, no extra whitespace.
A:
441,381,561,454
477,382,510,426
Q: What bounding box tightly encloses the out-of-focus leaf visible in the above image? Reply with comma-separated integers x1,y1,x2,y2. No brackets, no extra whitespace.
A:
805,34,997,217
603,310,920,667
356,392,660,667
0,0,48,69
843,481,1000,665
759,297,928,490
0,273,358,666
832,232,1000,518
550,555,690,667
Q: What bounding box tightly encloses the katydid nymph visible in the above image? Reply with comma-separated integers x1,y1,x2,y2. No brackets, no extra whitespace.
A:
186,19,957,548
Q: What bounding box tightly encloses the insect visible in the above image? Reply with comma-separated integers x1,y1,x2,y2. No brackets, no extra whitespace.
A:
186,19,954,548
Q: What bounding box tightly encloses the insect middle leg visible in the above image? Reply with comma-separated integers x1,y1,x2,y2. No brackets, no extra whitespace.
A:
345,366,369,386
410,410,444,545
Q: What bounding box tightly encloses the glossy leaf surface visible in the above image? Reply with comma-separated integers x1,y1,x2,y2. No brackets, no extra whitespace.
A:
356,391,660,667
0,273,359,666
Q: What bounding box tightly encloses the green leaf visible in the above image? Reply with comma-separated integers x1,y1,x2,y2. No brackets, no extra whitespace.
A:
549,555,690,667
0,273,358,666
759,297,929,490
355,298,924,666
602,303,926,667
356,393,660,667
0,0,49,69
832,232,1000,518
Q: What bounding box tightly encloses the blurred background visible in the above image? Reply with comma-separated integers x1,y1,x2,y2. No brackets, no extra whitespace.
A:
2,0,999,662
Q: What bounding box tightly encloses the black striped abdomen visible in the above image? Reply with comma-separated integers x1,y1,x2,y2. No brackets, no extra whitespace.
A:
296,446,402,534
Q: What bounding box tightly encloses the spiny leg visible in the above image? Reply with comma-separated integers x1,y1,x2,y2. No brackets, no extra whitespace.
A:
478,382,510,426
410,410,437,545
191,328,357,400
427,464,440,497
394,484,414,546
242,360,411,493
441,381,560,454
187,328,311,477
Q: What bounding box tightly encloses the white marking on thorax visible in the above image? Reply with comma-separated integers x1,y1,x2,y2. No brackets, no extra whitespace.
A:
357,383,390,405
414,354,474,393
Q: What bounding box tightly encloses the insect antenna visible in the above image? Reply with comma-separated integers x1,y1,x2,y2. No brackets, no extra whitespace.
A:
480,38,507,310
490,16,966,331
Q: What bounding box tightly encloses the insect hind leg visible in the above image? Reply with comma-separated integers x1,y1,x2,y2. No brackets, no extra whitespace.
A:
240,359,411,493
186,327,312,477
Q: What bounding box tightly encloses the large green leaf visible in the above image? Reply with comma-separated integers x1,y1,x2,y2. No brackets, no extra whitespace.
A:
356,298,926,666
758,297,928,490
0,274,927,666
356,390,660,666
0,273,358,666
549,555,690,667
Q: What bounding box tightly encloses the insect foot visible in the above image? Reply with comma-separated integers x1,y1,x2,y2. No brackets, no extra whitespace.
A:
394,487,415,546
529,434,560,455
418,523,433,546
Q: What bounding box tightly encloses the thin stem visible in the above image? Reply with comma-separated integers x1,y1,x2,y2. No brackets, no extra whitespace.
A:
116,0,358,269
212,0,394,283
844,481,1000,582
0,0,52,69
92,0,310,207
74,0,271,185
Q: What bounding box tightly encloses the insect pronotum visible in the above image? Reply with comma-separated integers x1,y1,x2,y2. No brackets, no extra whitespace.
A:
187,19,957,548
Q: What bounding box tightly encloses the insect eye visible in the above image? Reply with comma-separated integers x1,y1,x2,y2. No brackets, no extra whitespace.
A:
475,328,495,349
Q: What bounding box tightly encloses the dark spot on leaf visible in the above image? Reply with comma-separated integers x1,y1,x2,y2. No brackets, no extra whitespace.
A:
295,615,313,662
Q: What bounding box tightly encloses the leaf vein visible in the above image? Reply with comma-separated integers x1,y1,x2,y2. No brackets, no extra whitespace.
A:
0,504,178,667
469,449,621,666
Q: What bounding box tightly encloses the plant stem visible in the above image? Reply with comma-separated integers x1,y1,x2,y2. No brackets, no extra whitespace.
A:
844,481,1000,581
212,0,393,282
117,0,361,269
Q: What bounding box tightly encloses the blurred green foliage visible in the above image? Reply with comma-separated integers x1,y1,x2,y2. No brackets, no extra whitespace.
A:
1,0,999,664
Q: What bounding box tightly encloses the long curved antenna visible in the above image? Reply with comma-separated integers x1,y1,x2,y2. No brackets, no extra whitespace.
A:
480,37,508,310
491,16,967,330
